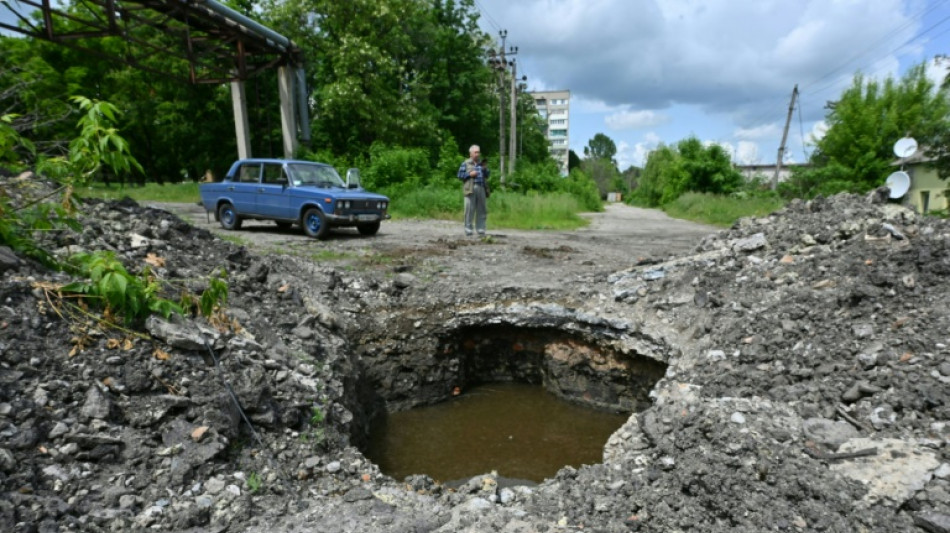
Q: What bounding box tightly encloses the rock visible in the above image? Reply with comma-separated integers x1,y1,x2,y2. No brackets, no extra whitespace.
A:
0,246,20,272
393,273,416,289
914,511,950,533
145,315,219,351
80,385,113,420
731,233,768,252
830,438,940,508
803,418,860,449
0,447,15,473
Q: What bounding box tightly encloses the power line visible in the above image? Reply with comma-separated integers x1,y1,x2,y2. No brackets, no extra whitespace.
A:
472,0,502,34
805,11,950,100
800,0,948,95
797,95,809,161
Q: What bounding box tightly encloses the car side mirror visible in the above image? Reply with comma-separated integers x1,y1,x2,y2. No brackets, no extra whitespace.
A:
346,168,361,189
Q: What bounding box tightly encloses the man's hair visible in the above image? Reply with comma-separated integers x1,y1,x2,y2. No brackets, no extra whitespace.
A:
469,145,480,154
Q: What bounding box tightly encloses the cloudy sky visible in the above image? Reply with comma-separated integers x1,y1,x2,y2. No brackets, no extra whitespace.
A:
472,0,950,169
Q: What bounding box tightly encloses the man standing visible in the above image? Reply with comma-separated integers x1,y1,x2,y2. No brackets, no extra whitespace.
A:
457,144,490,237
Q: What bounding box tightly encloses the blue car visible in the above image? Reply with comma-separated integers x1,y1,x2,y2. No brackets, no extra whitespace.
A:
199,159,390,239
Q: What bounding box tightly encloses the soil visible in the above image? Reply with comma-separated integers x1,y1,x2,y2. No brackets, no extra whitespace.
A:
1,178,949,533
158,201,716,291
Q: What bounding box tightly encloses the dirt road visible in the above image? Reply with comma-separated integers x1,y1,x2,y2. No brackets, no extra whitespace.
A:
153,201,718,290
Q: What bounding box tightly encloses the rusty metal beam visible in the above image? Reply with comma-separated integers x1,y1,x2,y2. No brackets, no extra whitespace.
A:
0,0,299,83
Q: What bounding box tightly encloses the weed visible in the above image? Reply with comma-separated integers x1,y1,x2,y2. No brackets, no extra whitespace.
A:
220,234,250,247
311,249,355,261
246,472,262,494
662,192,785,227
306,405,327,447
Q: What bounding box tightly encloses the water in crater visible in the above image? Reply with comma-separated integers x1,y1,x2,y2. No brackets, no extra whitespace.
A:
365,382,630,484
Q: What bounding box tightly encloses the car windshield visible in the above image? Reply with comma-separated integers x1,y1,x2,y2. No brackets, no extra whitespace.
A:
287,163,345,187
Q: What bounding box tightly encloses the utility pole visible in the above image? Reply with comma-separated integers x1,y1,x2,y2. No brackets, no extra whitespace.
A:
509,58,518,176
773,84,798,190
488,30,517,189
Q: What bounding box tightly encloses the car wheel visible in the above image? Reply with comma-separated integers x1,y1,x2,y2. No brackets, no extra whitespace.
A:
217,203,242,230
301,207,330,239
357,221,381,236
275,221,293,231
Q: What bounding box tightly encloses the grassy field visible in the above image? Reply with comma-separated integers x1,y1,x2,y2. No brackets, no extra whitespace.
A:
388,187,590,230
661,192,786,227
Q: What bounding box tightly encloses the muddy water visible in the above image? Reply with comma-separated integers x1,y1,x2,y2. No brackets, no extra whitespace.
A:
366,382,630,484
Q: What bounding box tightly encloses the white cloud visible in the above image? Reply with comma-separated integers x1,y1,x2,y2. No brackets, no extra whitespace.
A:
926,57,950,89
735,123,780,141
480,0,919,118
736,141,761,165
810,120,829,144
621,132,662,168
605,109,670,130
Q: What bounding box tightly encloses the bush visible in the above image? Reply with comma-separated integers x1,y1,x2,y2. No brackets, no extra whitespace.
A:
388,184,460,219
559,169,604,212
363,143,431,191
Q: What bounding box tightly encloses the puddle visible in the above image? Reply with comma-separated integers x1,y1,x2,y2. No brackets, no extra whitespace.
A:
365,382,630,484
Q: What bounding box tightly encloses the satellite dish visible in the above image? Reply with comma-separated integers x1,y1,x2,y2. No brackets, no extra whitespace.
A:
893,137,918,158
885,170,910,199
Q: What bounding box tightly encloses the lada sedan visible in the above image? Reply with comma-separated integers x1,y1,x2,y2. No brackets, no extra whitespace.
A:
200,159,390,239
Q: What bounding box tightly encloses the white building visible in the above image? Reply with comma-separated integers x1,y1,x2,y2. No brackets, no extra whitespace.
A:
529,89,570,175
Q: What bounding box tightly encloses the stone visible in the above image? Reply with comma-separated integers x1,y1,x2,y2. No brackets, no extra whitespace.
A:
830,438,940,508
0,246,20,272
802,418,860,449
393,273,416,289
48,422,69,439
80,385,112,420
0,447,15,473
732,233,767,252
914,511,950,533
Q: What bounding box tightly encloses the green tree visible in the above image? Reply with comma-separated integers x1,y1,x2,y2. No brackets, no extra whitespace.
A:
801,63,949,195
580,157,619,198
632,137,742,206
584,133,617,163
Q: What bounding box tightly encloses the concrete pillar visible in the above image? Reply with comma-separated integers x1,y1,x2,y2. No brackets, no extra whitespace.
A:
230,80,252,159
278,65,297,159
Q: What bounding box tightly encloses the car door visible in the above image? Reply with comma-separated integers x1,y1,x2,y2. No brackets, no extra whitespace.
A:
230,162,262,215
257,162,292,219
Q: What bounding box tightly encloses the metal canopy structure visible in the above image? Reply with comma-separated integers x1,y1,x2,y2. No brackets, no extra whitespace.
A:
0,0,298,84
0,0,311,157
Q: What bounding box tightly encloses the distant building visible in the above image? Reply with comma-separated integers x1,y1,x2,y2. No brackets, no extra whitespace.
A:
529,89,570,175
735,162,810,184
894,149,946,213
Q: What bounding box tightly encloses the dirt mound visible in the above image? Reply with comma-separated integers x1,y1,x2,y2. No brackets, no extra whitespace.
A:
0,180,948,532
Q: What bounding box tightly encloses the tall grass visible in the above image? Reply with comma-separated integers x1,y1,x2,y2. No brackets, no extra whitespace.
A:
388,186,590,230
386,185,461,219
490,191,589,230
77,182,201,203
663,192,785,227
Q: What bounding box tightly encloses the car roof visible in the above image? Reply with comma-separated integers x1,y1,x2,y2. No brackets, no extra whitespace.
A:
235,158,332,166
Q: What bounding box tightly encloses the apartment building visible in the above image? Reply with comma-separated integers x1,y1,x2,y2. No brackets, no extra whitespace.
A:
529,89,571,175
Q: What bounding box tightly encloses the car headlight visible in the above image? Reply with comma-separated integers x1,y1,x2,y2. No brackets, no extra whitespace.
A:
339,200,350,210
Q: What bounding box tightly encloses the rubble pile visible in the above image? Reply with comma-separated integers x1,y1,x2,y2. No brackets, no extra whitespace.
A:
0,175,947,532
